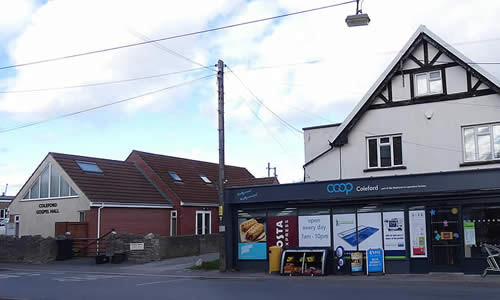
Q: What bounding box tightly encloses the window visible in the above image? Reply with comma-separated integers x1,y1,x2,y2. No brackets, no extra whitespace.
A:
168,171,182,182
171,210,177,236
415,71,442,96
76,161,102,173
196,211,211,235
200,175,212,184
463,206,500,258
79,211,86,222
24,163,77,200
463,123,500,162
367,135,403,168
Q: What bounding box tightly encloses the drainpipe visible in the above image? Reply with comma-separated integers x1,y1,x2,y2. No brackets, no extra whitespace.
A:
96,203,104,254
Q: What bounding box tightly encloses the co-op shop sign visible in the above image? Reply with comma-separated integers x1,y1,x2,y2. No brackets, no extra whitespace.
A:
326,182,379,195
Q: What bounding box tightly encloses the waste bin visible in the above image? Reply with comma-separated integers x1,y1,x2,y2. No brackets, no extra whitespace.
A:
56,239,73,261
269,246,283,274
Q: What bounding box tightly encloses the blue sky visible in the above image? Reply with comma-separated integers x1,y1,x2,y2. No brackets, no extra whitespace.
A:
1,0,500,195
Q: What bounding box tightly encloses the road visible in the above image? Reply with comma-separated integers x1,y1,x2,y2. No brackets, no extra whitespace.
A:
0,266,499,300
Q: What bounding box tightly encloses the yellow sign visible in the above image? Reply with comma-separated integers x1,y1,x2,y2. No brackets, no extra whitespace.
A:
219,206,223,216
451,208,458,215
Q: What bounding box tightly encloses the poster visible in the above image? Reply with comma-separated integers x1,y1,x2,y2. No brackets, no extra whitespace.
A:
267,216,298,249
464,221,476,246
351,252,363,273
298,215,331,247
238,217,267,260
357,212,382,251
409,210,427,258
383,211,406,251
333,214,357,251
367,248,384,274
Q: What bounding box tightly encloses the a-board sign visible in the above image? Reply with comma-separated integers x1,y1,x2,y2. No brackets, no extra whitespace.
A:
351,252,363,273
130,242,145,251
366,248,384,275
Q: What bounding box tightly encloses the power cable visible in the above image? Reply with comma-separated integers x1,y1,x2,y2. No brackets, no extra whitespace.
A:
0,1,356,71
226,65,303,135
0,67,208,93
0,74,215,134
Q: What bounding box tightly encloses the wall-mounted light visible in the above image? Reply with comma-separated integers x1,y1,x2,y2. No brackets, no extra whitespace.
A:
346,0,370,27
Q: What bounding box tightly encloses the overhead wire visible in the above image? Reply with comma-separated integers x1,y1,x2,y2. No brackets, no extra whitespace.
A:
0,74,215,134
0,0,356,71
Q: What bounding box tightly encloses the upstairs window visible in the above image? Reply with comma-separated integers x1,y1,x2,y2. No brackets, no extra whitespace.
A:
367,135,403,168
76,161,102,173
415,71,442,96
463,123,500,162
200,175,212,184
168,171,182,182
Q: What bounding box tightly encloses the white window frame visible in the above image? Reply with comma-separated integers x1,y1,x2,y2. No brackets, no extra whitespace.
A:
462,123,500,162
415,70,443,97
366,135,403,169
22,163,78,201
195,210,211,235
170,210,178,236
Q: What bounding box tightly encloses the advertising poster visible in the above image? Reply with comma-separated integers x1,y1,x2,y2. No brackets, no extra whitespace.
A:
464,221,476,246
367,248,384,274
267,216,298,249
351,252,363,273
409,210,427,258
238,217,267,260
383,211,406,251
298,215,331,247
357,212,382,251
333,213,357,251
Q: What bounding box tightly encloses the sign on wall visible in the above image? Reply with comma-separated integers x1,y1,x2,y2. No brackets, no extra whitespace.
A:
357,212,382,251
130,242,145,251
238,217,267,260
267,216,298,249
298,215,331,247
383,211,406,251
409,210,427,258
333,214,357,251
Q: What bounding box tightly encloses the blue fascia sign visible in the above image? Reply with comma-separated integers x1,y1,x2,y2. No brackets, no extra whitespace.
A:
366,248,384,275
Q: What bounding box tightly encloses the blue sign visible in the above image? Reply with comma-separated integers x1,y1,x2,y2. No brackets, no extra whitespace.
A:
238,243,267,260
367,248,384,274
326,183,353,195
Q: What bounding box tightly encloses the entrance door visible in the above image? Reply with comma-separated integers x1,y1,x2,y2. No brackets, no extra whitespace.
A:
429,206,462,271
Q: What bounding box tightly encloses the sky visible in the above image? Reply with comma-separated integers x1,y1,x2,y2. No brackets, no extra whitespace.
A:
1,0,500,196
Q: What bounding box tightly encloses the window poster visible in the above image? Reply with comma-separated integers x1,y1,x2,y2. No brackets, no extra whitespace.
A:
409,210,427,258
383,211,406,252
298,215,331,247
357,212,383,251
333,213,357,251
238,216,267,260
464,221,476,246
267,216,298,249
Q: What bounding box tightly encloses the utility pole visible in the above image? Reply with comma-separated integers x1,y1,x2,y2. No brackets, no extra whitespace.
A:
217,59,226,272
267,163,277,178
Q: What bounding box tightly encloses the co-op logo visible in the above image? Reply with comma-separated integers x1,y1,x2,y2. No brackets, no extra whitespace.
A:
326,182,353,195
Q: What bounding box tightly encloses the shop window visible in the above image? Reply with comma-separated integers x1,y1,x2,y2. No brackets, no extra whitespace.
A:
462,123,500,162
463,206,500,258
237,209,267,260
298,207,330,216
195,211,211,235
367,135,403,168
415,71,442,96
24,163,77,200
356,207,382,251
268,208,298,249
171,210,177,236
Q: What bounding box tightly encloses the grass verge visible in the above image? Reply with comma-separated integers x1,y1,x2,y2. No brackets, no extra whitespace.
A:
189,259,220,270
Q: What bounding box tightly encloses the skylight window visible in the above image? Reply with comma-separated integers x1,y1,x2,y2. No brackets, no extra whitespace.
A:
168,171,182,182
76,161,103,173
200,175,212,184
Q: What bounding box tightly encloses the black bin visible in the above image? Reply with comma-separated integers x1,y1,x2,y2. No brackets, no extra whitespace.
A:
56,239,73,261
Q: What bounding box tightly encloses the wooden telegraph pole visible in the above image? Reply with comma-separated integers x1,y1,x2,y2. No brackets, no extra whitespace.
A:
217,59,226,272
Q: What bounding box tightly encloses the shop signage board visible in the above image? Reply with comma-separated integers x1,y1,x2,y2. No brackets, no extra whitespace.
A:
298,215,331,247
357,212,382,251
333,214,357,251
382,211,406,251
409,210,427,258
366,248,384,274
351,252,363,273
238,217,267,260
464,221,476,246
267,216,298,249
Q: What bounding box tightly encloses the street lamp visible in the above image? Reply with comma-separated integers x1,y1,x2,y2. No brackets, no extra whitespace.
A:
346,0,370,27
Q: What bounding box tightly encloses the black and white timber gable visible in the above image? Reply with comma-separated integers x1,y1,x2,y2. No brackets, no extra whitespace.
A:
331,25,500,147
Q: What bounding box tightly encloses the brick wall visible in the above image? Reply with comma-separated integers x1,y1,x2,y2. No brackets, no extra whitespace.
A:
178,206,219,235
0,235,57,264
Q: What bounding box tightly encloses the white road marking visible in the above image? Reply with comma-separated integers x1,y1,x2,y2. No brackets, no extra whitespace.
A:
136,278,190,287
0,274,20,279
53,274,122,282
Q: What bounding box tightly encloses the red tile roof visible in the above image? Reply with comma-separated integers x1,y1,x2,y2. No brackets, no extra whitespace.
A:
228,176,280,187
129,150,274,205
51,153,171,205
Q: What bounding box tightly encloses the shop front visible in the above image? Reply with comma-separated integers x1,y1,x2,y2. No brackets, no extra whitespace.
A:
223,168,500,275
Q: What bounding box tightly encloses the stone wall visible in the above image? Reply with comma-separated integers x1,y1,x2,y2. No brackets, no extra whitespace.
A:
0,235,57,264
106,233,220,263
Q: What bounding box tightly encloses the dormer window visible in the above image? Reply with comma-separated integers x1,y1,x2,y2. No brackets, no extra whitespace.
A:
168,171,182,182
200,175,212,184
415,71,442,96
76,161,102,173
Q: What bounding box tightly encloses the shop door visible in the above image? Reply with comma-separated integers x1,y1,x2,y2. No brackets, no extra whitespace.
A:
429,206,462,272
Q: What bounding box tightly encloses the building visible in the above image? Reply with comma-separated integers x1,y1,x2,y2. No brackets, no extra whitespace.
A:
0,194,13,220
8,151,277,239
224,25,500,274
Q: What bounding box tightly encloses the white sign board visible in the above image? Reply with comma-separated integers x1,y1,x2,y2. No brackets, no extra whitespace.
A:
5,223,16,236
298,215,331,247
357,212,382,251
383,211,406,251
130,242,145,251
333,213,357,251
409,210,427,258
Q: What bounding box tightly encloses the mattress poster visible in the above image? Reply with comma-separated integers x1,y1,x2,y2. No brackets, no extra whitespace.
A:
382,211,406,251
333,213,357,251
298,215,331,247
357,212,383,251
409,210,427,258
238,217,267,260
267,216,298,249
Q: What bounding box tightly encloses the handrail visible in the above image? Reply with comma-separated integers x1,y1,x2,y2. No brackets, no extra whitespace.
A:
72,228,115,256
